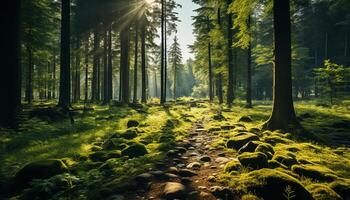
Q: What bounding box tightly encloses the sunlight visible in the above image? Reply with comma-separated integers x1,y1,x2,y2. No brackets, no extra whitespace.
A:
145,0,155,5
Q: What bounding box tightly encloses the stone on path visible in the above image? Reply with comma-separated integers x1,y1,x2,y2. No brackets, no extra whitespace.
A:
187,162,201,170
199,155,211,162
178,169,197,177
163,182,187,199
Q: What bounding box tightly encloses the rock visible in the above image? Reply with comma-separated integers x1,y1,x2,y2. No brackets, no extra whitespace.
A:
268,160,288,169
134,173,154,184
89,151,121,162
213,114,226,121
238,141,261,154
210,186,234,199
215,157,230,164
238,152,268,170
199,192,211,199
102,138,128,150
163,182,187,199
238,169,313,200
292,165,337,182
150,170,167,180
239,116,253,122
14,159,68,186
224,160,242,172
221,125,235,130
329,180,350,199
264,136,292,145
165,173,178,179
226,133,260,150
199,156,211,162
187,162,201,170
168,167,179,174
127,120,140,128
181,178,192,185
106,195,125,200
121,143,148,158
178,169,197,177
207,176,216,182
272,153,298,167
217,152,226,157
306,184,342,200
255,143,275,159
120,128,138,139
175,147,187,154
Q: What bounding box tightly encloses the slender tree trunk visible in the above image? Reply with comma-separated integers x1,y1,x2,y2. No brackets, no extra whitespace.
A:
52,55,56,99
97,57,101,101
217,74,223,104
141,17,147,103
226,0,234,106
91,30,99,102
107,26,113,102
73,38,81,103
0,0,21,127
207,16,213,102
246,15,253,108
154,70,158,97
164,5,168,103
325,32,328,60
48,61,52,100
345,32,348,58
263,0,299,131
84,35,89,103
120,25,131,104
25,45,33,104
102,25,109,104
58,0,71,109
133,22,139,103
314,48,319,97
160,0,165,104
173,61,176,100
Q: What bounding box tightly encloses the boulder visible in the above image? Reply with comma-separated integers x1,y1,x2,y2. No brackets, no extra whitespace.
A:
187,162,201,170
239,116,253,122
127,120,139,128
15,159,68,186
102,138,127,150
238,169,313,200
178,169,197,177
306,184,342,200
272,153,298,167
268,160,288,169
226,133,260,150
255,143,275,159
238,152,268,170
224,160,242,173
163,182,187,199
329,180,350,199
210,186,235,199
121,143,148,158
120,128,138,140
238,141,261,154
292,165,337,182
199,156,211,162
89,151,121,162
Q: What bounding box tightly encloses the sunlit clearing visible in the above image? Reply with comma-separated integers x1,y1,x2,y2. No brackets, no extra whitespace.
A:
145,0,155,5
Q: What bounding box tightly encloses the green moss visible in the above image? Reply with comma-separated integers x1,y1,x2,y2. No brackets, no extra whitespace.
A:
255,143,275,159
268,160,288,169
241,194,262,200
272,153,298,167
306,184,342,200
329,180,350,199
226,133,260,150
238,152,268,170
292,164,337,182
121,143,148,158
224,160,242,173
263,135,293,145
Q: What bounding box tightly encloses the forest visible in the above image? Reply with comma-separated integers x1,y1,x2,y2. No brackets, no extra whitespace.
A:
1,0,350,199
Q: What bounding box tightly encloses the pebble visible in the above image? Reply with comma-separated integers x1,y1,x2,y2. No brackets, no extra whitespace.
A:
187,162,201,170
199,156,211,162
163,182,187,199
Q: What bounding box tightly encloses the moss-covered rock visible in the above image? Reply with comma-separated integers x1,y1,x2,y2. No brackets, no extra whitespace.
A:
238,152,268,170
121,143,148,158
14,159,68,186
102,138,128,150
272,153,298,167
226,133,260,150
329,180,350,199
89,151,121,162
237,169,313,200
127,120,140,128
120,128,138,139
255,143,274,159
239,116,253,122
241,194,261,200
263,135,292,145
224,160,242,173
238,141,261,154
292,164,337,182
268,160,288,169
306,184,342,200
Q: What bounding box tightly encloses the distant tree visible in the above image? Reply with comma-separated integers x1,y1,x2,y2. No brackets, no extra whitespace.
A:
168,35,183,100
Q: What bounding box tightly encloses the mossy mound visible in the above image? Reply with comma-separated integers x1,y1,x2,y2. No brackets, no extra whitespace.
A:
238,141,261,154
306,184,342,200
102,138,128,150
268,160,288,169
127,120,140,128
226,133,260,150
238,116,253,122
263,135,292,145
255,143,275,159
292,164,337,182
329,180,350,199
238,152,268,170
14,159,68,187
272,153,298,167
241,194,261,200
224,160,242,173
89,151,121,162
237,169,313,200
120,128,138,139
121,143,148,158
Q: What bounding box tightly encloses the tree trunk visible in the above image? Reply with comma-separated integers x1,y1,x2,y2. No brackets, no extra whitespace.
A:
91,30,99,102
0,0,21,127
141,18,147,103
25,44,33,104
52,55,56,99
263,0,299,131
73,38,81,103
102,25,108,104
48,61,52,100
133,22,139,103
246,15,253,108
120,25,131,104
173,61,176,100
217,74,223,104
161,0,165,104
84,35,89,103
58,0,71,109
207,16,213,102
226,0,234,107
107,26,113,101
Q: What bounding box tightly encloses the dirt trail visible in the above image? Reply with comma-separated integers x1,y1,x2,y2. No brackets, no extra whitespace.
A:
128,120,239,200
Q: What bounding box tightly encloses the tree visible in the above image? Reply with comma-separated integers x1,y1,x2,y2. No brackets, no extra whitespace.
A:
58,0,71,109
168,35,183,100
263,0,299,130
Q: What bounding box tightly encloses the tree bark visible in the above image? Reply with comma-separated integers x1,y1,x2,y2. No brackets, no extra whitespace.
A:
160,0,165,104
226,0,234,106
107,26,113,101
246,15,253,108
133,22,139,103
207,16,213,102
73,37,81,103
263,0,299,131
141,17,147,103
120,25,131,104
25,44,33,104
84,35,89,103
91,30,100,102
102,25,108,104
58,0,71,109
0,0,21,127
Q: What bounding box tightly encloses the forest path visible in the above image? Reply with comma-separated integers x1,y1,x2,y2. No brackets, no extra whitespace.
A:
127,120,239,200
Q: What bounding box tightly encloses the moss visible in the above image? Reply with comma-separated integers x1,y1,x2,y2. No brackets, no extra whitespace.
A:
329,180,350,199
127,120,139,128
102,138,128,150
306,184,342,200
239,116,253,122
263,135,292,145
120,128,138,139
226,133,260,150
238,152,268,170
241,194,262,200
272,153,298,167
224,160,242,173
292,164,337,182
236,169,313,200
255,143,275,159
121,143,148,158
268,160,288,169
238,141,262,154
89,151,121,162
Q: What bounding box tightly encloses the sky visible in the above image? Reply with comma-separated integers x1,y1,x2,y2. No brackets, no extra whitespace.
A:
173,0,198,62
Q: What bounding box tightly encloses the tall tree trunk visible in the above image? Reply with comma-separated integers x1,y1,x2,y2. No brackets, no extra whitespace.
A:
52,55,56,99
25,44,33,104
84,35,89,103
133,22,139,103
107,26,113,101
164,4,168,103
141,17,147,103
73,38,81,103
217,74,223,104
246,15,252,108
48,61,52,100
207,16,213,102
58,0,71,109
160,0,165,104
120,25,131,104
97,57,101,101
154,70,158,97
91,30,99,102
226,0,234,106
325,32,328,60
102,25,108,104
344,32,348,58
314,48,319,97
173,61,176,100
263,0,299,131
0,0,21,127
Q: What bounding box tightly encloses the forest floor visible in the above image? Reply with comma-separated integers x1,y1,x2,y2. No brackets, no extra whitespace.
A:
1,100,350,199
